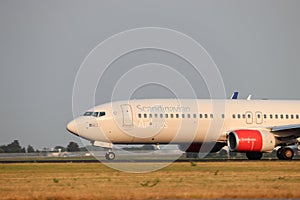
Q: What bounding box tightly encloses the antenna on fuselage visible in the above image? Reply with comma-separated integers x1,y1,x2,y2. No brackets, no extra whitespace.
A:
247,95,252,100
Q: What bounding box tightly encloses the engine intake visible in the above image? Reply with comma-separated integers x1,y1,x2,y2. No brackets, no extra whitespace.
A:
227,129,276,152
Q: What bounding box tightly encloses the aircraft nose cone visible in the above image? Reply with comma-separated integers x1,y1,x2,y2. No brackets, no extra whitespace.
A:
66,121,79,136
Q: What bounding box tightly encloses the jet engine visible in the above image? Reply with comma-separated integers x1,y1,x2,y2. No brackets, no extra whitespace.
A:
227,129,276,152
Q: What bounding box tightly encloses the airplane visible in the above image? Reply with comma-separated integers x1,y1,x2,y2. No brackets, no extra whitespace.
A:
67,98,300,160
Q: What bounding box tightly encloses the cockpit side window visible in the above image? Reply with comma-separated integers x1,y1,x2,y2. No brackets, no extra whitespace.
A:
99,112,106,117
83,112,93,116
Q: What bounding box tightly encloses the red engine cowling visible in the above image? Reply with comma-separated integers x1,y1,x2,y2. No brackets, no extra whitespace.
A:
227,129,276,152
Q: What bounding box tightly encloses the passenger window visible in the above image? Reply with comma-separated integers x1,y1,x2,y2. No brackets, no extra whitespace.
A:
138,113,142,118
270,114,273,119
92,112,99,117
170,114,174,118
155,114,158,118
247,114,251,118
264,114,267,119
160,114,163,118
232,114,236,119
296,114,299,119
165,114,168,118
291,114,294,119
242,114,246,119
221,114,225,118
237,114,241,119
182,114,185,118
199,114,203,118
144,113,147,118
193,114,196,118
204,114,208,118
275,114,278,119
257,114,261,119
176,114,179,118
280,114,284,119
149,114,152,118
187,114,190,118
286,114,289,119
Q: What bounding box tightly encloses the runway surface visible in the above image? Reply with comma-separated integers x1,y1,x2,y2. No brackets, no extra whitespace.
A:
1,150,299,163
1,158,300,163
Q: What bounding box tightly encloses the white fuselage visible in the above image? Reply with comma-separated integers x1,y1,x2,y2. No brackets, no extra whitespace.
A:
67,99,300,145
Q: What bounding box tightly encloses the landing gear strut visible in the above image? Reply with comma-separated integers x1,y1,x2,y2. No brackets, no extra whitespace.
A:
277,147,294,160
105,150,115,160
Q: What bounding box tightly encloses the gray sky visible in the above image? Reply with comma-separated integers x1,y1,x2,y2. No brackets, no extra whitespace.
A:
0,0,299,149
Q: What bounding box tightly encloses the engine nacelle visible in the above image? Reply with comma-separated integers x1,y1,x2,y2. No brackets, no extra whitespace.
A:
227,129,276,152
178,142,225,153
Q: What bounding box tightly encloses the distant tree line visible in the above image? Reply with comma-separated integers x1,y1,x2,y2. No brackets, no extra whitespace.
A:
54,141,82,152
122,144,155,151
0,140,84,153
0,140,27,153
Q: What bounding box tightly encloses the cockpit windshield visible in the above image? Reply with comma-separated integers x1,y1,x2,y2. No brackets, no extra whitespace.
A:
83,111,106,117
83,112,93,116
92,112,99,117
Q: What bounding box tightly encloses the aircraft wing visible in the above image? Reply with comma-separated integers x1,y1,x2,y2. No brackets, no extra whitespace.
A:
266,124,300,139
269,124,300,132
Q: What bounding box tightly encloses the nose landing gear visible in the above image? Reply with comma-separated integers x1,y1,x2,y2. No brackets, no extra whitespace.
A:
105,150,115,160
91,141,115,160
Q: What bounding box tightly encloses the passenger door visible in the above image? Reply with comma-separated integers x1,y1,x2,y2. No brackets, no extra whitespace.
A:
121,104,133,126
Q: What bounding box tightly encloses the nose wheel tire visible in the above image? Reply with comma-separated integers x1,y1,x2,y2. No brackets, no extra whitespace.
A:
277,147,294,160
105,152,115,160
